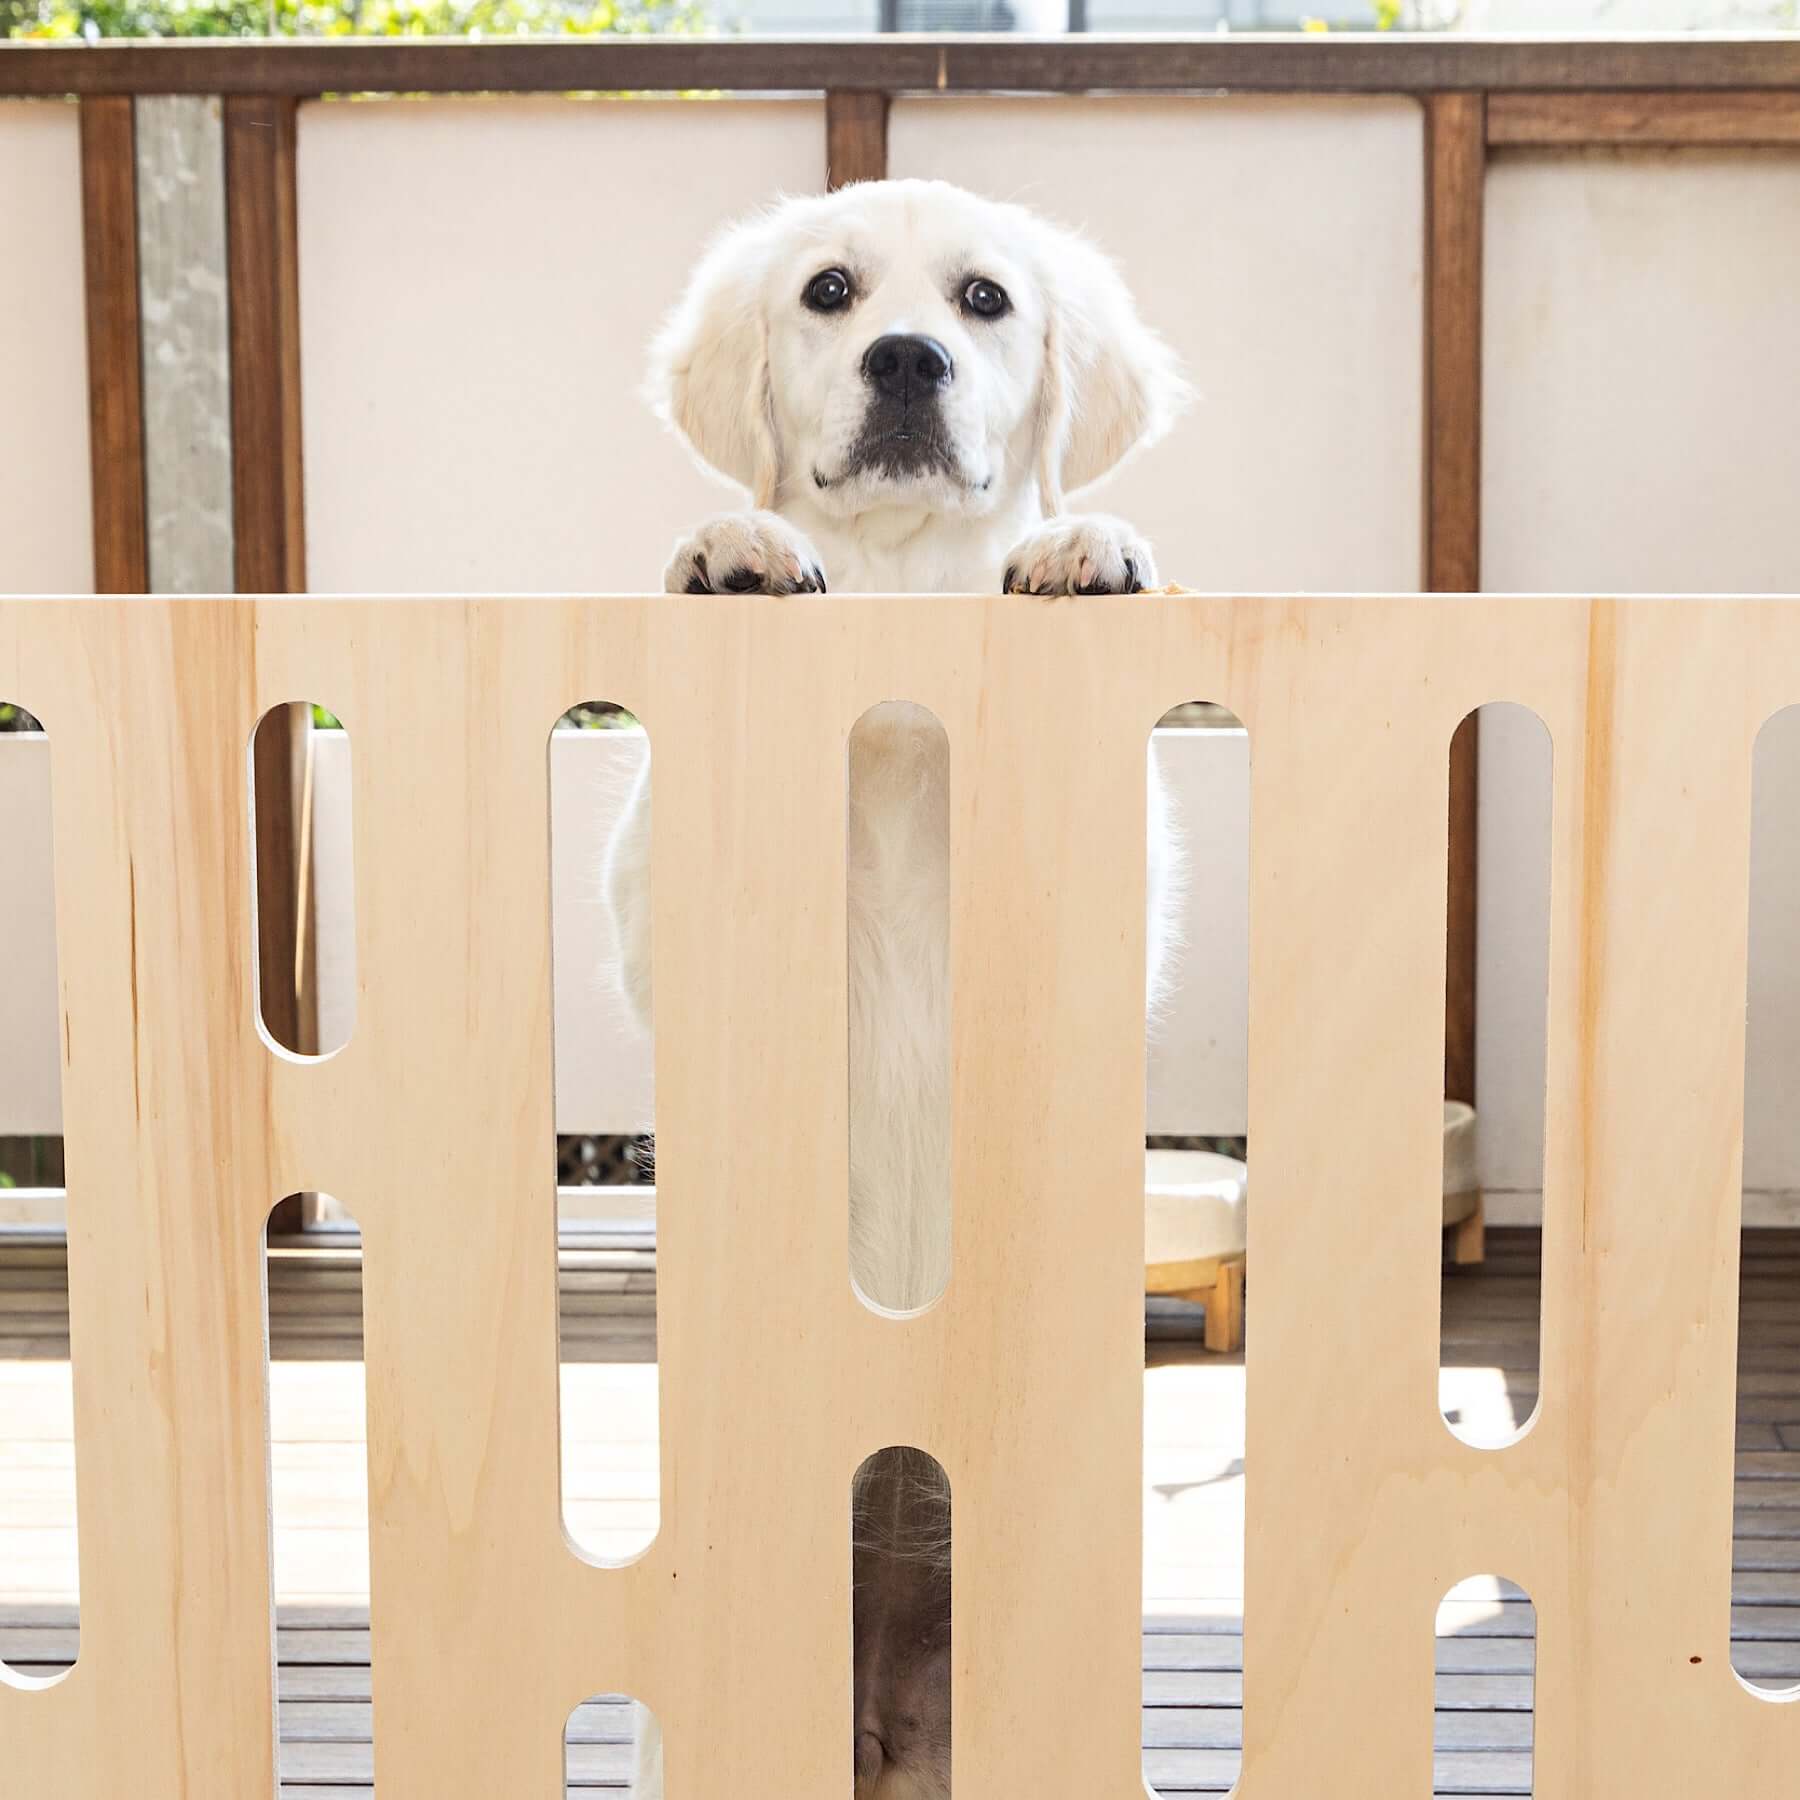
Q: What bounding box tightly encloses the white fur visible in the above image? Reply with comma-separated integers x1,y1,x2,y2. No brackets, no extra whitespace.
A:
609,179,1188,1795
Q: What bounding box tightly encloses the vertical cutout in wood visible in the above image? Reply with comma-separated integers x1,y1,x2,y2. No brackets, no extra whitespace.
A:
1437,1576,1535,1792
556,704,658,1564
1737,704,1800,1697
1441,704,1550,1450
853,1446,951,1797
568,1692,661,1793
1143,699,1249,1796
0,707,79,1689
264,1194,373,1785
249,702,352,1061
848,703,951,1315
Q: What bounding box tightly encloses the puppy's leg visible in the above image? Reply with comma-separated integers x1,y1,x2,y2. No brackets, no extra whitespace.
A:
604,752,654,1032
1144,746,1186,1017
666,511,827,596
1001,515,1157,596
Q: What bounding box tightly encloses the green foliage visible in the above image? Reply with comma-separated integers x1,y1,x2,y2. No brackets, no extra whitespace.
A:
8,0,706,43
560,700,640,730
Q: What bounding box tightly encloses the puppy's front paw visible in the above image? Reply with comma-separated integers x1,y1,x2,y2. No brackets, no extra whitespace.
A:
664,511,826,596
1002,515,1156,597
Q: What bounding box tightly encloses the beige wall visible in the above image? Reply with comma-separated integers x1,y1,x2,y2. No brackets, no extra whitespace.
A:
889,95,1426,593
297,97,826,596
0,101,93,597
0,102,87,1151
1481,148,1800,1213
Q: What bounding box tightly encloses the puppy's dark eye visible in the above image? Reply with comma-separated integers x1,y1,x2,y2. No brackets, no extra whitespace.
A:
804,268,853,313
962,277,1010,320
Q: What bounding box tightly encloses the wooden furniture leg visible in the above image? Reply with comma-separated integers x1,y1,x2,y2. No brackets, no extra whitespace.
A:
1451,1193,1486,1267
1201,1258,1246,1354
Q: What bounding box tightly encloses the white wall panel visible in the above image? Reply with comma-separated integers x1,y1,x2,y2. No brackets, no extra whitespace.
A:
1483,149,1800,1208
0,103,87,1149
298,98,824,595
1485,151,1800,598
0,102,93,597
0,736,61,1138
890,96,1425,593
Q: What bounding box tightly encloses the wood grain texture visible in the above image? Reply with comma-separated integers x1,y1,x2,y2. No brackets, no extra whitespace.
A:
1489,89,1800,146
225,96,312,1112
8,36,1800,99
77,97,147,597
1446,707,1479,1106
224,94,305,596
1425,93,1484,1107
826,88,889,189
2,592,1799,1796
252,704,308,1058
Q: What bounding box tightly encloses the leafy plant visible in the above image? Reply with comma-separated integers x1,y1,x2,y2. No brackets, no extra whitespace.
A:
8,0,706,43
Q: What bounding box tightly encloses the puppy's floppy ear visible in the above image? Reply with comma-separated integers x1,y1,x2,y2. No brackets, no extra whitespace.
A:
646,212,781,508
1032,219,1190,512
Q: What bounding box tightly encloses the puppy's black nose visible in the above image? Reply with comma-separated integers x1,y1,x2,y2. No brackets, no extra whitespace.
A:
862,333,953,400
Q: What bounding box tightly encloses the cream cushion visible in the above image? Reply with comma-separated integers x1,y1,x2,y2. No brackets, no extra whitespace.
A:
1442,1099,1479,1227
1146,1150,1248,1269
1147,1101,1481,1268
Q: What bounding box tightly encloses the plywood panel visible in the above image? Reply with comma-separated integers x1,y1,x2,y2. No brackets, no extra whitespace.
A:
0,103,94,596
888,97,1424,593
297,99,826,594
2,591,1797,1799
1482,148,1800,1209
0,725,1250,1139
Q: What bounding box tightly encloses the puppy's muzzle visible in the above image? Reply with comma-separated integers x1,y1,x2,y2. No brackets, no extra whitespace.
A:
838,332,962,487
862,333,954,403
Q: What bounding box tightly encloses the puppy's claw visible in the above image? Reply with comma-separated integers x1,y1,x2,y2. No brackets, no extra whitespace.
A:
1001,516,1158,599
664,512,828,599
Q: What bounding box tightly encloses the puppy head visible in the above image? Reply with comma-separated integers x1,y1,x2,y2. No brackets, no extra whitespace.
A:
647,179,1185,519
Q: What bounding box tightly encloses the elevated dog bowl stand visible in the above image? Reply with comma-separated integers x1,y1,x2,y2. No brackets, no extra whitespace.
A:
1443,1099,1483,1266
1146,1103,1483,1354
1145,1151,1249,1353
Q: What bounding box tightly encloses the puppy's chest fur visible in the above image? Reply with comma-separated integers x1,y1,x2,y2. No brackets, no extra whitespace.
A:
790,501,1038,597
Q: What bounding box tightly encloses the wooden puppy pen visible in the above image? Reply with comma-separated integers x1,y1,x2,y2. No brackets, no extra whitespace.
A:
1,587,1795,1795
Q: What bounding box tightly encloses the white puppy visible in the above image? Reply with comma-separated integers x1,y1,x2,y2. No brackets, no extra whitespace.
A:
607,178,1187,1797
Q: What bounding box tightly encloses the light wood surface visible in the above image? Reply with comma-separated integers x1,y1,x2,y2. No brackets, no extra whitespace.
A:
2,591,1797,1796
11,1230,1800,1793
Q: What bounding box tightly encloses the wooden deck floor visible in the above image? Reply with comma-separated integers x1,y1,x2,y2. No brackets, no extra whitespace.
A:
3,1227,1799,1792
